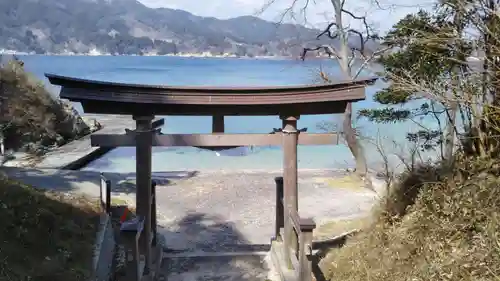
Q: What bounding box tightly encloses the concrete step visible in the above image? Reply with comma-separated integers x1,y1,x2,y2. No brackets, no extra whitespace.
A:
157,252,279,281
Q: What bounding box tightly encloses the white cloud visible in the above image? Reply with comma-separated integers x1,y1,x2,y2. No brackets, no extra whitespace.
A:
138,0,434,33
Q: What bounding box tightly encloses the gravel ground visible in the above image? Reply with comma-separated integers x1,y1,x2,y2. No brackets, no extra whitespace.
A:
1,167,381,250
1,167,382,280
152,170,379,252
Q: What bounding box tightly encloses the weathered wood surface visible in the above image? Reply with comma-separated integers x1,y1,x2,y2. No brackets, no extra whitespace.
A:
273,176,316,281
90,132,340,147
47,73,375,116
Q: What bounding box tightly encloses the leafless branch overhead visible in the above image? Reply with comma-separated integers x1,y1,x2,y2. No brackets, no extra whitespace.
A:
316,22,340,40
300,45,340,60
259,0,315,24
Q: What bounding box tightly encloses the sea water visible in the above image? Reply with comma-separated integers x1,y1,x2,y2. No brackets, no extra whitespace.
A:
19,55,436,172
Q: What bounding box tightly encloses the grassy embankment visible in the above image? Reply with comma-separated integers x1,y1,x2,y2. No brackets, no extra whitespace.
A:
0,177,101,281
0,57,96,158
320,156,500,281
0,56,107,280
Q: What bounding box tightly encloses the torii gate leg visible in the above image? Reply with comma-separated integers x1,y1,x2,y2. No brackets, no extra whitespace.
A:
281,115,299,267
134,115,154,273
212,114,224,133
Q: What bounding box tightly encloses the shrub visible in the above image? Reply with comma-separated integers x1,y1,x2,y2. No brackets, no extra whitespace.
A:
0,58,90,154
323,155,500,281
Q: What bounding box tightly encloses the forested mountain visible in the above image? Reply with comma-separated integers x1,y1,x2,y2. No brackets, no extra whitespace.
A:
0,0,334,57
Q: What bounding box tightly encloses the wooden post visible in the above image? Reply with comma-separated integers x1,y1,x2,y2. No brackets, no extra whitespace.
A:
105,179,111,214
0,132,4,156
99,173,111,213
274,176,284,241
281,115,299,268
212,114,224,133
134,115,154,274
151,181,157,247
133,228,141,281
299,219,316,281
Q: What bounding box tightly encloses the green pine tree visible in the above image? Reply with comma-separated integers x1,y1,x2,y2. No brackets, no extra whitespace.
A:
359,7,473,161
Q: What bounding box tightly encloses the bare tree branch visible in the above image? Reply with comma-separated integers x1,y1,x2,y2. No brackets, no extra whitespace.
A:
261,0,391,181
301,45,340,60
353,46,391,78
316,22,340,40
260,0,315,25
348,48,357,67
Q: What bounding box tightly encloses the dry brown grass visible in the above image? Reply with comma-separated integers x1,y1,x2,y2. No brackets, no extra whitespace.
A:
314,217,370,241
322,156,500,281
314,175,367,192
0,178,100,281
0,59,90,154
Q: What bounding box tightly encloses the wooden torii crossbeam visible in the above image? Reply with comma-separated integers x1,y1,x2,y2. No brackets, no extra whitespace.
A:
91,131,340,147
46,73,376,281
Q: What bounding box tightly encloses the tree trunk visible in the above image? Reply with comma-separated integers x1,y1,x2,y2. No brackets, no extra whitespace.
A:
444,11,464,165
343,102,368,175
332,0,368,177
444,100,457,164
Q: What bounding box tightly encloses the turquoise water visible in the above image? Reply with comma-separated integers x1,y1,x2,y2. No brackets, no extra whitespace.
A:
19,55,433,172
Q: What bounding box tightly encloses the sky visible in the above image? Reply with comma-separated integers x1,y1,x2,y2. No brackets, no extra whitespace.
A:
138,0,435,33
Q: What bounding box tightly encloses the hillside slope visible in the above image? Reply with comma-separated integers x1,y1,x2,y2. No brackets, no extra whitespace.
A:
322,158,500,281
0,0,329,57
0,177,100,281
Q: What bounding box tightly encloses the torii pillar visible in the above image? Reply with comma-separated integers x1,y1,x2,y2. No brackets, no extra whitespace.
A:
281,115,299,264
134,115,154,272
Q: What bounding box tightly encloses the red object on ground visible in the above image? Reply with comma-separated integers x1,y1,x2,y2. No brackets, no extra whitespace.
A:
120,207,129,223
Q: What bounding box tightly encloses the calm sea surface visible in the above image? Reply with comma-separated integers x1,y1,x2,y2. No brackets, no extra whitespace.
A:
18,55,432,172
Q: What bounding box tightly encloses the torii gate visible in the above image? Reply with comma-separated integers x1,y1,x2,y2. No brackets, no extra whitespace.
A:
47,73,375,280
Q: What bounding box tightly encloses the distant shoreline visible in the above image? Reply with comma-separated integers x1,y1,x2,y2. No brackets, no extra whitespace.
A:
0,49,332,61
2,50,483,63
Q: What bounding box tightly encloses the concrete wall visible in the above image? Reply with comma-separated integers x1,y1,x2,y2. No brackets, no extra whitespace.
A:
91,213,116,281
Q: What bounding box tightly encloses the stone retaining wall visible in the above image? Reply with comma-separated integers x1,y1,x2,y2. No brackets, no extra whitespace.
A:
91,213,116,281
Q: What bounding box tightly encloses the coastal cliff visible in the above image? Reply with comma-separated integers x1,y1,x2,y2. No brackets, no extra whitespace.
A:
0,58,100,155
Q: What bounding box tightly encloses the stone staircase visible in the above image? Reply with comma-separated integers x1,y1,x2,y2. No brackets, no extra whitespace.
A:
158,251,278,281
112,240,279,281
109,210,278,281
